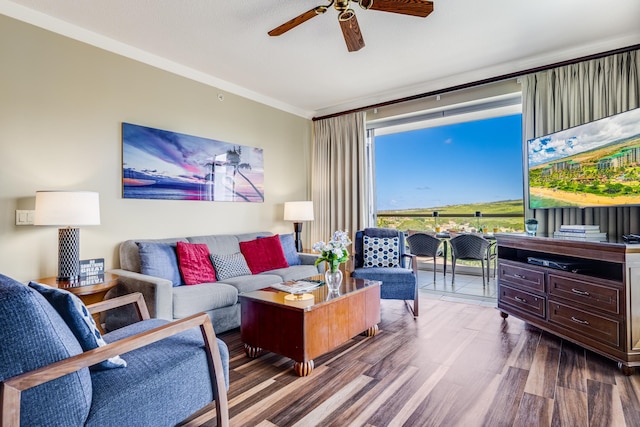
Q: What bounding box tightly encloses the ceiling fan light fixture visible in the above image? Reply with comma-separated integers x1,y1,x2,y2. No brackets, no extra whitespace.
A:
359,0,373,10
338,8,355,21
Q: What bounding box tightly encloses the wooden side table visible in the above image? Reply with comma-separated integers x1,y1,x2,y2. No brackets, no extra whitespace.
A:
35,272,119,333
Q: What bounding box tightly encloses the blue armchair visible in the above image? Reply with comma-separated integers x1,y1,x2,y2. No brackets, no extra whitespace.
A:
351,228,419,316
0,274,229,427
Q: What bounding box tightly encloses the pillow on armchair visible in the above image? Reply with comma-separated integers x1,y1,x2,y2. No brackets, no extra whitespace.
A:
363,235,400,268
28,282,127,370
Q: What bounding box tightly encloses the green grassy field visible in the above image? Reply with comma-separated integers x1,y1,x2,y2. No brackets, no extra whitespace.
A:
377,199,525,232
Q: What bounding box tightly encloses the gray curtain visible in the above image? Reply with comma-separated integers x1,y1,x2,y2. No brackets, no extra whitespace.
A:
310,112,369,245
522,49,640,238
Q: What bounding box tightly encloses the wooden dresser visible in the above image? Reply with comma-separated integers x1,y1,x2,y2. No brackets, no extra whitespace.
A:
495,233,640,374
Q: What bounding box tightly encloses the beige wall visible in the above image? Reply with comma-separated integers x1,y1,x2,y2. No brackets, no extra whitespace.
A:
0,16,312,282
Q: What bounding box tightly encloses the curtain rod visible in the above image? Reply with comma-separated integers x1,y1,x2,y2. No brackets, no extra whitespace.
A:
312,43,640,122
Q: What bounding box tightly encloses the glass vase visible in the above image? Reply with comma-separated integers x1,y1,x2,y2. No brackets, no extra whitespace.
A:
325,269,343,294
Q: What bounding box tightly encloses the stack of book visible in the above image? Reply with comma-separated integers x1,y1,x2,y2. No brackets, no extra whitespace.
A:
553,225,607,241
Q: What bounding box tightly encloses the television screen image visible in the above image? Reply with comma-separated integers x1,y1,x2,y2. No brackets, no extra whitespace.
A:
528,108,640,209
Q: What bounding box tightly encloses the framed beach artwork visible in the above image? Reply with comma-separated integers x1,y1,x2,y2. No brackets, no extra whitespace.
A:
122,123,264,202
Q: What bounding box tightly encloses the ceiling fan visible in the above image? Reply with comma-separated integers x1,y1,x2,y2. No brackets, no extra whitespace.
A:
268,0,434,52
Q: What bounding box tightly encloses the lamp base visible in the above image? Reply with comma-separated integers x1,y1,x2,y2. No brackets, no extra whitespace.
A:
293,222,303,252
58,227,80,281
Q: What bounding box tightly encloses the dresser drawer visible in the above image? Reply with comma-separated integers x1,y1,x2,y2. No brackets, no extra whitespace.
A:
499,284,545,318
548,274,620,315
548,300,621,348
499,262,545,293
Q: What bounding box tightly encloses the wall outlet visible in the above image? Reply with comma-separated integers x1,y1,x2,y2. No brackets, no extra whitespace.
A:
16,210,35,225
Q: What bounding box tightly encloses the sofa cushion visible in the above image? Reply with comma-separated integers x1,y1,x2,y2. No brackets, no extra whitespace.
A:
0,274,92,427
218,273,283,294
240,235,288,274
363,235,400,268
28,281,127,370
263,264,320,282
211,252,252,280
351,267,416,300
89,319,229,426
176,242,217,285
187,234,241,255
137,242,182,286
172,282,238,319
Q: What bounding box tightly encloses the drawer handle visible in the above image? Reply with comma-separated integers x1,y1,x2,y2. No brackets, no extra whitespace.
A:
513,274,526,279
514,296,527,303
571,316,590,325
571,288,590,296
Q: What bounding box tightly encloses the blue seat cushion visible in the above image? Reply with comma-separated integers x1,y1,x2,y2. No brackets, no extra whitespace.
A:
351,267,416,300
86,319,229,426
0,274,92,427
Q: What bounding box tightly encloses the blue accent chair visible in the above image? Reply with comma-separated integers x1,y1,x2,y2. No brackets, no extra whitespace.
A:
351,228,419,316
0,273,230,427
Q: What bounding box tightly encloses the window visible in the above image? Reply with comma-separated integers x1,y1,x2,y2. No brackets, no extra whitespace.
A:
373,114,524,232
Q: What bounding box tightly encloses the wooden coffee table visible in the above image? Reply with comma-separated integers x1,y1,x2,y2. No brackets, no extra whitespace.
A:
239,277,381,376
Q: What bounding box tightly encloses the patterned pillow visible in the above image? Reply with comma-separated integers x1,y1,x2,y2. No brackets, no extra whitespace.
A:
363,235,400,268
210,252,252,280
28,282,127,370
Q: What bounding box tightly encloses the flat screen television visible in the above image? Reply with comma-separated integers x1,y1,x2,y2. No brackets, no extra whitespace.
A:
527,107,640,209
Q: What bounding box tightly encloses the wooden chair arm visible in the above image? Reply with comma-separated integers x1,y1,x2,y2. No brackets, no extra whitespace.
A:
402,253,418,275
1,313,229,427
86,292,150,320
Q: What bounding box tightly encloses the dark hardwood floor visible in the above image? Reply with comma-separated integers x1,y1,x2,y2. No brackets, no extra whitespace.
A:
181,295,640,427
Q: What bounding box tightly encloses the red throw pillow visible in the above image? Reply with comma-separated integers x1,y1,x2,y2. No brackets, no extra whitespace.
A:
176,242,217,285
239,235,289,274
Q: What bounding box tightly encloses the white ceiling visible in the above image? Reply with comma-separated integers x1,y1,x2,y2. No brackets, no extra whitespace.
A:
2,0,640,119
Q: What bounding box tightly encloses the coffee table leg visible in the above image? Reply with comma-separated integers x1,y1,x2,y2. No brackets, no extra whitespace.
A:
293,360,314,376
244,344,263,358
363,324,379,337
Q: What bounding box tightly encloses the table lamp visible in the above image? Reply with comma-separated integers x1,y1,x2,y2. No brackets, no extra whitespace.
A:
34,191,101,281
284,201,314,252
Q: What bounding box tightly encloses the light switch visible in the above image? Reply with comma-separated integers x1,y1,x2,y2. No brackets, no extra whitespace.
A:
16,210,35,225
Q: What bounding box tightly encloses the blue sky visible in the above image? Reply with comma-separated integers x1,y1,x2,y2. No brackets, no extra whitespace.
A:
528,107,640,166
375,114,523,210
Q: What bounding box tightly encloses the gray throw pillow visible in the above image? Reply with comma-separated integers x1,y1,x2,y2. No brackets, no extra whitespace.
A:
137,242,182,286
210,252,252,280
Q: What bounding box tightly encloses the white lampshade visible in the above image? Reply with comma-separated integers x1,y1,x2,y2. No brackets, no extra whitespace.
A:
284,201,314,222
35,191,101,226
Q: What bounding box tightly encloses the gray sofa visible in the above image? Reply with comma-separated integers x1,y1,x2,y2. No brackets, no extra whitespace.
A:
109,232,322,333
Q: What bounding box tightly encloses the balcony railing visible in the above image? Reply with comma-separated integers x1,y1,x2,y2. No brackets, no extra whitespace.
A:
376,212,525,234
376,212,525,274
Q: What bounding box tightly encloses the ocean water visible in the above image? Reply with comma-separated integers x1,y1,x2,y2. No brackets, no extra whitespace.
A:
123,186,262,202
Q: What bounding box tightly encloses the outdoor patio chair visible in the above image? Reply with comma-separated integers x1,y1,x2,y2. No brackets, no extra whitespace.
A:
407,232,443,283
449,233,496,286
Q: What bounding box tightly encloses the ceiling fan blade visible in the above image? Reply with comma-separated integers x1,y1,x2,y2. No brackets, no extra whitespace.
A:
368,0,434,18
339,14,365,52
268,7,327,36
